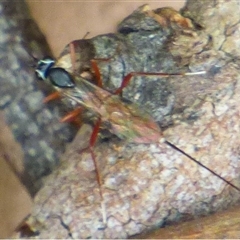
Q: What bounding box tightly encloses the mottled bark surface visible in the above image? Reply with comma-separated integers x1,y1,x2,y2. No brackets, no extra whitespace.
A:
0,0,77,195
13,1,240,238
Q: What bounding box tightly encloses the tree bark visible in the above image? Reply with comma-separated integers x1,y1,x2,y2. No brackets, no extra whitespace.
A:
0,0,78,195
12,1,240,238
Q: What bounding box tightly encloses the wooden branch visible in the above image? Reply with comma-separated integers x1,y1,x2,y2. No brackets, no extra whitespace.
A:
133,205,240,239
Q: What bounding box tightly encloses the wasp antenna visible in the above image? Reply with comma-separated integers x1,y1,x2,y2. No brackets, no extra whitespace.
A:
25,51,39,68
164,140,240,192
22,45,39,62
28,63,36,68
29,53,38,62
82,31,90,39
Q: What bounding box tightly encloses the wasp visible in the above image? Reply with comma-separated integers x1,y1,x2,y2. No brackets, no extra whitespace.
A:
34,51,240,225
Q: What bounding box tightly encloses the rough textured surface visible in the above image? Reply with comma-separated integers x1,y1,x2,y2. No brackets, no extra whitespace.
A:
133,205,240,238
13,1,240,238
57,5,205,126
0,1,77,194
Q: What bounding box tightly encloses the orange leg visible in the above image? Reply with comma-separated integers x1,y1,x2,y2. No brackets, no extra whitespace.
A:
114,71,205,95
43,92,84,125
80,118,107,223
90,57,205,96
90,45,121,88
68,43,108,223
88,118,102,188
59,107,84,128
89,119,107,224
90,58,113,88
43,91,61,103
44,92,84,125
60,107,83,123
80,118,102,193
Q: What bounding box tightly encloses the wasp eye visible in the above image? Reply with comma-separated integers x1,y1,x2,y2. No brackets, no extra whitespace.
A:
48,68,75,88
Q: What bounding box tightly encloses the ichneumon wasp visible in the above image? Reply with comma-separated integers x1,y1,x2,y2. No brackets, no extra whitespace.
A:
34,48,240,224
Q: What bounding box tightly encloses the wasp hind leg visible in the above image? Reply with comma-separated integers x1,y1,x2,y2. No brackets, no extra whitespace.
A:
79,118,107,225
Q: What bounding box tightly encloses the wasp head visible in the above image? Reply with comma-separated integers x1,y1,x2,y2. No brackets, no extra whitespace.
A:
35,57,55,81
35,57,75,88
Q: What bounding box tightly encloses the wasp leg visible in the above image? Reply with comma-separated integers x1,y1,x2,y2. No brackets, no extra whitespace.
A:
88,118,102,187
60,107,83,123
43,91,61,103
79,118,107,224
59,107,84,128
89,57,205,95
68,44,112,223
90,45,121,88
114,71,205,95
90,58,114,88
